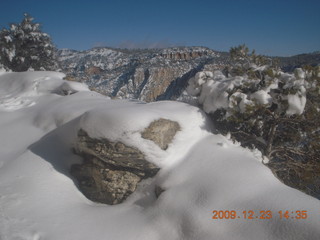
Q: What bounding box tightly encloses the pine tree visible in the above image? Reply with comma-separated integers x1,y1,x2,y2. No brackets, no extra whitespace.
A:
0,13,58,72
187,45,320,198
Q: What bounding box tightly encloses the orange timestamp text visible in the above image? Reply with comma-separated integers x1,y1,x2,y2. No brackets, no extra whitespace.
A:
212,210,308,220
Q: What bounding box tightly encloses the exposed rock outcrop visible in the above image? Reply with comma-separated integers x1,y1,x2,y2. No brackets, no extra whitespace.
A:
85,66,103,75
71,129,160,204
141,118,180,150
160,48,210,60
115,67,184,102
71,118,180,204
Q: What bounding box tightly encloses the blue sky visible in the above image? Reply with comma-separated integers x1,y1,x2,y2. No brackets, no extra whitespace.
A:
1,0,319,56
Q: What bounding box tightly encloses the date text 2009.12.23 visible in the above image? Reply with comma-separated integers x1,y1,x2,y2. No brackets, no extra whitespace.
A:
212,210,308,220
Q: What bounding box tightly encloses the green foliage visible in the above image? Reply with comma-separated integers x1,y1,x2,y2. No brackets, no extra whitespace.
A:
229,44,275,69
213,46,320,163
0,13,58,71
230,44,250,62
227,44,279,83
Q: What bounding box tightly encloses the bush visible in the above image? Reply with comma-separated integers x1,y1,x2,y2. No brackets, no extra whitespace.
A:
187,45,320,198
0,13,58,72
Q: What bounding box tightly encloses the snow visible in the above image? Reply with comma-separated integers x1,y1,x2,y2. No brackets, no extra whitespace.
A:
229,92,253,113
188,69,310,116
286,87,307,115
0,72,89,111
4,35,12,43
295,68,306,79
280,70,308,115
0,71,319,240
250,90,272,105
6,48,16,62
187,71,229,113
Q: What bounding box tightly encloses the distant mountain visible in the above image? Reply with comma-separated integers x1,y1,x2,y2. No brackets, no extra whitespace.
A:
277,52,320,72
57,47,319,102
57,47,228,102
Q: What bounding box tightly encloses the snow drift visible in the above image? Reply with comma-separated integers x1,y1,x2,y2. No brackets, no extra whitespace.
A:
0,71,319,240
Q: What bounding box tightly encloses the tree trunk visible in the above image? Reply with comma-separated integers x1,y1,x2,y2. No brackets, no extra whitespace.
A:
265,123,277,158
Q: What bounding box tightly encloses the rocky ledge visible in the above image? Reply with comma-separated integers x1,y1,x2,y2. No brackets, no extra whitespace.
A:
71,118,180,204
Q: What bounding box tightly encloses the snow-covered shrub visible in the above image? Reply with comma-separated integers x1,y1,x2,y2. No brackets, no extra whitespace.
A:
187,45,320,164
0,13,58,72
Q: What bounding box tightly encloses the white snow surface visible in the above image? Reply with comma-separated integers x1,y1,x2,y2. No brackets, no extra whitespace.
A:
0,71,319,240
0,72,89,111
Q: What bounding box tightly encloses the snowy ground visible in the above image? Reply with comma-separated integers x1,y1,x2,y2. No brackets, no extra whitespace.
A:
0,71,319,240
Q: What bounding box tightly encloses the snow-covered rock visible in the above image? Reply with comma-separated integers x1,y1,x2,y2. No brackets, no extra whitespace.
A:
72,129,160,205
